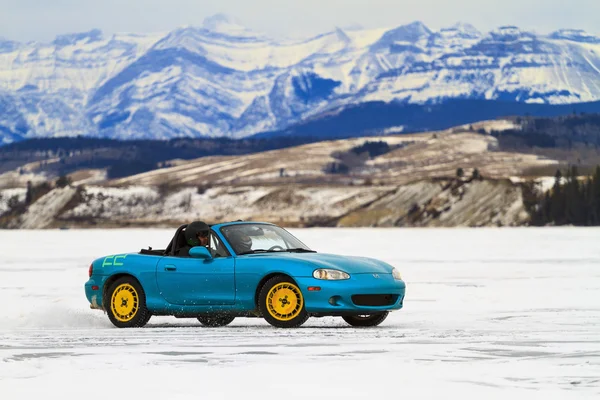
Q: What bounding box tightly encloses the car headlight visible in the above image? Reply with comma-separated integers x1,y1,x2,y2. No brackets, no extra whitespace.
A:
392,267,402,280
313,269,350,280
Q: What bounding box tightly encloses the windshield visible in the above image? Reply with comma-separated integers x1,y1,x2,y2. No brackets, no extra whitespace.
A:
220,224,314,255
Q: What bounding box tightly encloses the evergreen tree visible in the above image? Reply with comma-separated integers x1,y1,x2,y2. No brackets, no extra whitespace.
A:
550,169,565,224
543,191,552,223
584,176,596,225
55,175,71,188
530,165,600,226
564,166,583,224
25,181,32,205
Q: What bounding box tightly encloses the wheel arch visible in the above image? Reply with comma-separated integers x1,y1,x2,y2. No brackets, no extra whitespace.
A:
103,273,144,304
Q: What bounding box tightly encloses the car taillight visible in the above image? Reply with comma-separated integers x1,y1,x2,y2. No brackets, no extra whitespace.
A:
89,264,93,277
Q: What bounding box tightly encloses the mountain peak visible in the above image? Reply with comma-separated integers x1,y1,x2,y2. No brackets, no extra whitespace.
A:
549,29,600,43
203,13,238,26
334,27,352,44
428,22,481,49
486,25,536,42
490,26,532,37
404,21,432,36
371,21,432,50
447,22,481,37
201,13,254,36
0,36,20,53
53,29,103,47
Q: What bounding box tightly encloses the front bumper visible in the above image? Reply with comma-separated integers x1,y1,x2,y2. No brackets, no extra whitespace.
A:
295,273,406,315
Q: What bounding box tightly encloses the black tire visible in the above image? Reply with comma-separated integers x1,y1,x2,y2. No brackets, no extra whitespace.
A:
197,315,236,327
258,275,309,328
342,312,389,327
104,276,151,328
140,311,153,326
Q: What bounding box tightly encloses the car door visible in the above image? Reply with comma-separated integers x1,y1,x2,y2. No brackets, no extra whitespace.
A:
156,233,235,306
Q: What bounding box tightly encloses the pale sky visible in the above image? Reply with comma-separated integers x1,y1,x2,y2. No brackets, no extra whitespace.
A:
0,0,598,43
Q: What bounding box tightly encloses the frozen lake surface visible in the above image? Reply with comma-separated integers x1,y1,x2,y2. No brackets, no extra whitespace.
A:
1,227,599,399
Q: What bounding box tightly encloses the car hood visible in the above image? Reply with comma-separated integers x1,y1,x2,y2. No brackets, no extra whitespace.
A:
245,252,394,274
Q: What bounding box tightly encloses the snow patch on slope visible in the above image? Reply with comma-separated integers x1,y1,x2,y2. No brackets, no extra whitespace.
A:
0,188,26,215
11,187,76,228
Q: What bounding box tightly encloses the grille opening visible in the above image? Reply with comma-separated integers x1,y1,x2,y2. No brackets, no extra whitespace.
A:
351,294,398,307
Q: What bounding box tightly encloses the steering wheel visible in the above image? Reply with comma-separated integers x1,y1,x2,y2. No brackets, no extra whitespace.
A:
268,245,285,251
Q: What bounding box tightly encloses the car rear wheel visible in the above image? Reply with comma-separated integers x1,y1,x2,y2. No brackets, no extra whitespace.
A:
259,275,309,328
197,315,236,327
104,276,151,328
342,312,389,327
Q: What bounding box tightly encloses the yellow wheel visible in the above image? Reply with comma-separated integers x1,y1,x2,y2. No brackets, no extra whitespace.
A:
104,276,151,328
266,283,303,321
259,276,308,328
111,283,139,322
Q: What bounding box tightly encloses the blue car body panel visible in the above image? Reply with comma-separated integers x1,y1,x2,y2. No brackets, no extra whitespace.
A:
155,255,236,305
84,221,406,317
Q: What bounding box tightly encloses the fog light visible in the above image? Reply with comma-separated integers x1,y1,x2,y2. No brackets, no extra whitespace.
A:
328,296,341,306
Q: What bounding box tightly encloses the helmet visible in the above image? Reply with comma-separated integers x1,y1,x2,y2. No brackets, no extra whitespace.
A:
185,221,210,247
231,230,252,253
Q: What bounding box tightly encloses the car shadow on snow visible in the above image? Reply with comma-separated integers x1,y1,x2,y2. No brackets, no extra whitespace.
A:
142,322,403,330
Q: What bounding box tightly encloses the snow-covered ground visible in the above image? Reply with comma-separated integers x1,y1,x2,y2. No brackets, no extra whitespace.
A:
0,227,599,399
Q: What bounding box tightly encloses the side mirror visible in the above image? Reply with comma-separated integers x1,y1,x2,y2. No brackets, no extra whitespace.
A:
189,246,212,260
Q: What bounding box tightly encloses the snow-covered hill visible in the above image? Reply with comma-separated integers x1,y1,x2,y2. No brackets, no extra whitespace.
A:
0,29,163,141
0,178,533,228
2,15,600,143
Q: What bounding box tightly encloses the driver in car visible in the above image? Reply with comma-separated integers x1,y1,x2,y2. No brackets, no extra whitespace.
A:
229,230,253,254
177,221,210,257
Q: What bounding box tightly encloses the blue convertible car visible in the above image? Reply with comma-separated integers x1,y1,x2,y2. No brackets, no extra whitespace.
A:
84,221,406,328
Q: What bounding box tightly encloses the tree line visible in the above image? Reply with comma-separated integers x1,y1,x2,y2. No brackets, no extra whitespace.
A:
524,165,600,226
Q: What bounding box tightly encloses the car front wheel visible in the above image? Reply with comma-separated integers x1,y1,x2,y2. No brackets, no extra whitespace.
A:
342,312,389,327
258,275,309,328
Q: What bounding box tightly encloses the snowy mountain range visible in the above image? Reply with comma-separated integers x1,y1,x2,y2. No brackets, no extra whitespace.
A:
2,14,600,144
